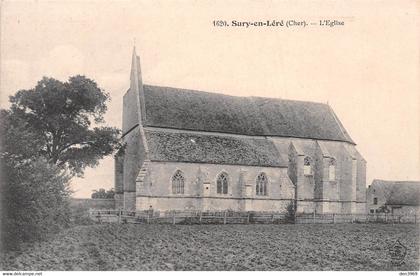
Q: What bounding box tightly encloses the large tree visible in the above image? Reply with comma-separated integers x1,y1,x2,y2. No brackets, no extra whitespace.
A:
0,76,120,250
3,75,120,175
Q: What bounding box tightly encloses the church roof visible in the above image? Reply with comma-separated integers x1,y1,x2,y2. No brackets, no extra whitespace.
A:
370,179,420,206
145,129,286,167
142,85,355,144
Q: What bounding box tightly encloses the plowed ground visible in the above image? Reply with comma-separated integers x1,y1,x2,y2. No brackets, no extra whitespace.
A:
1,223,418,271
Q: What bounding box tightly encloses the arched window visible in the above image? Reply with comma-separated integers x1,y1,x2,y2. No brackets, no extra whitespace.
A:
172,170,185,194
304,156,313,176
329,158,336,181
256,172,268,196
217,172,229,194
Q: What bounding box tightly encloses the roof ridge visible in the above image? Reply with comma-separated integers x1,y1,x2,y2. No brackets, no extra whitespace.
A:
143,83,327,105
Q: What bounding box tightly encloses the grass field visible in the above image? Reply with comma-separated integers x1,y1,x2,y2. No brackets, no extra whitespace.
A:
1,223,418,271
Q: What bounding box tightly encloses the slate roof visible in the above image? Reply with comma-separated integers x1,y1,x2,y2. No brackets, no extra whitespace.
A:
145,130,286,167
371,180,420,206
143,85,355,144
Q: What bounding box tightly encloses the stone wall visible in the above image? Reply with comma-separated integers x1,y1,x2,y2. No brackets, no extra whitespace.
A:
271,137,366,214
114,194,124,210
121,90,148,211
366,183,387,213
356,157,367,213
118,131,366,213
122,129,142,211
135,162,294,212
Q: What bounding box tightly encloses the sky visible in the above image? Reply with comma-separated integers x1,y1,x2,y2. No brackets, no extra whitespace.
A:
1,0,419,198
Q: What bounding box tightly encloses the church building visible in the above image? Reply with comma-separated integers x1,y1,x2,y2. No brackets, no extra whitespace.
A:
114,48,367,214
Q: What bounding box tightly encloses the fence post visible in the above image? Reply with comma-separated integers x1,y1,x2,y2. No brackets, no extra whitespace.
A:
118,210,121,224
247,212,250,224
224,211,227,224
313,211,316,223
199,211,202,224
332,213,335,224
172,211,176,225
271,214,274,223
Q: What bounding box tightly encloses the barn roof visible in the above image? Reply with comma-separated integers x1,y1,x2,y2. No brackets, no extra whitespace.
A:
142,85,355,144
145,129,286,167
371,179,420,206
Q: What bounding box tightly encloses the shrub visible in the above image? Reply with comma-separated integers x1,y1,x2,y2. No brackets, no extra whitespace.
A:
91,188,115,199
285,201,296,223
1,158,72,251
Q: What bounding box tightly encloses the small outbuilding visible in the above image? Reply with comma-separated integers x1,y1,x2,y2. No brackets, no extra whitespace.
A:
367,179,420,216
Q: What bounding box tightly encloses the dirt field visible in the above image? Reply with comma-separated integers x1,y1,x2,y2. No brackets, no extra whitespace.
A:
1,223,418,271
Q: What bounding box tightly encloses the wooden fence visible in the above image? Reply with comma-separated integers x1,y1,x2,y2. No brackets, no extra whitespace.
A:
295,212,418,224
89,209,418,225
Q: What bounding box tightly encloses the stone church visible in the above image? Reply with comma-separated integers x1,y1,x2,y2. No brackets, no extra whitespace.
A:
114,47,367,214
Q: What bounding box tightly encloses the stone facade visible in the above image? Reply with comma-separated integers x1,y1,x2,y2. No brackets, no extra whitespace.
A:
114,47,367,214
272,137,365,214
117,133,367,214
135,162,294,212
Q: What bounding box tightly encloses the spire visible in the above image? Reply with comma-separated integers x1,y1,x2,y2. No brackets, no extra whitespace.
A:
128,44,148,154
130,44,143,86
130,45,138,82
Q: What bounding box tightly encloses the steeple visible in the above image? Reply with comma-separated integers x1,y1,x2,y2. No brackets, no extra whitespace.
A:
128,45,149,153
121,44,149,212
130,46,142,85
129,44,146,119
130,46,136,81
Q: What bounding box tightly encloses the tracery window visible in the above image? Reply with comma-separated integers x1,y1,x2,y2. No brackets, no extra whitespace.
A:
217,172,229,195
172,170,185,194
256,172,268,196
304,156,313,176
329,158,336,181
